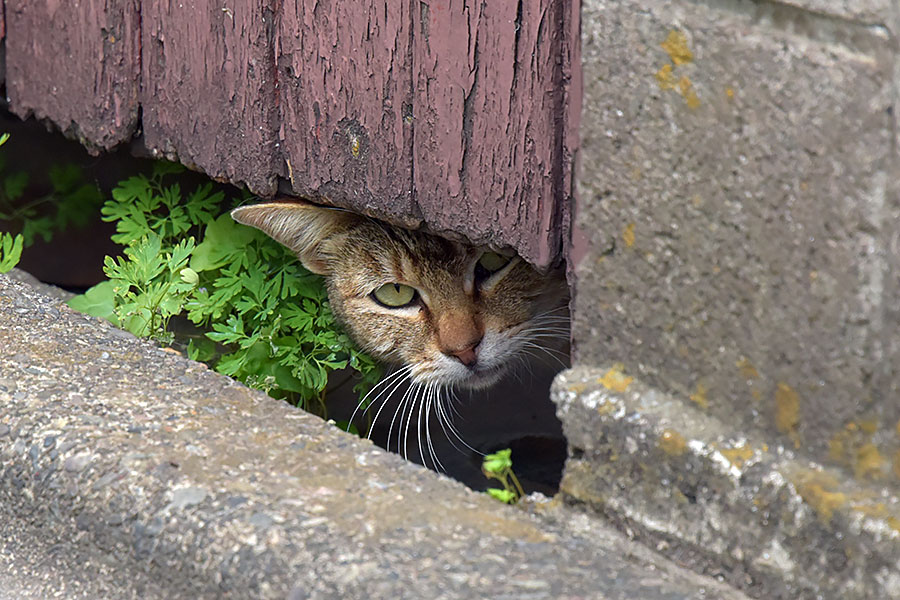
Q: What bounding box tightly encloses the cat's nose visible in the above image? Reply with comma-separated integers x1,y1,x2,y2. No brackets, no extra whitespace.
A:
448,340,481,367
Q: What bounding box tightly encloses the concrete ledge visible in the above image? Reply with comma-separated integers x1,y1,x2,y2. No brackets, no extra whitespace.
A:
0,274,751,599
553,366,900,600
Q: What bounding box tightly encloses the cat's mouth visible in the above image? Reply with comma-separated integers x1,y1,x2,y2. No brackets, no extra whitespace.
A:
459,362,509,390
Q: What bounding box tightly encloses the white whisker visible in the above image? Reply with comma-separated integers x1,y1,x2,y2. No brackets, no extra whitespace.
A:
366,369,413,440
348,365,413,432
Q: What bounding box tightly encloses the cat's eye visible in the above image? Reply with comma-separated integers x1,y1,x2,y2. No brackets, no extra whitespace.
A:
476,251,511,277
372,283,418,308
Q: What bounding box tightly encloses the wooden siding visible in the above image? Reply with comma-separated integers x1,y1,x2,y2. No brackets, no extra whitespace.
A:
3,0,579,269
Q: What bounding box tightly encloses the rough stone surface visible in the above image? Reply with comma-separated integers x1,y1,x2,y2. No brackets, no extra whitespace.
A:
574,0,900,483
553,366,900,600
0,274,751,599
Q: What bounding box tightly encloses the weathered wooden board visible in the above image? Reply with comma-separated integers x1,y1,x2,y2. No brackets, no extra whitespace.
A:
276,0,417,223
3,0,579,268
411,0,575,266
141,0,282,194
5,0,141,152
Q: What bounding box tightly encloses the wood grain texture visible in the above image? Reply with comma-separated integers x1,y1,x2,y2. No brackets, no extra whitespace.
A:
4,0,579,268
5,0,140,152
411,0,572,266
141,0,282,195
276,0,417,224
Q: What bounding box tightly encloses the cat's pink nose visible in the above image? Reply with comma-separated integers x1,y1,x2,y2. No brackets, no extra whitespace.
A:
449,342,480,367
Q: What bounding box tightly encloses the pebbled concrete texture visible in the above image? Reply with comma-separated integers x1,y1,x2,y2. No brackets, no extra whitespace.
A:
0,273,753,599
552,366,900,600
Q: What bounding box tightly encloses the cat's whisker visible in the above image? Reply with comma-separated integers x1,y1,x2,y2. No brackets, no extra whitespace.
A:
445,385,466,421
433,391,466,456
425,383,446,472
517,344,569,369
365,369,414,441
532,306,570,318
348,365,413,431
414,383,429,468
387,381,416,453
403,381,427,461
436,391,483,456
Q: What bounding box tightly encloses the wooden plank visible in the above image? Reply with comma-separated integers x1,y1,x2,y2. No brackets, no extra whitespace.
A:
141,0,281,195
5,0,140,152
276,0,416,222
411,0,575,268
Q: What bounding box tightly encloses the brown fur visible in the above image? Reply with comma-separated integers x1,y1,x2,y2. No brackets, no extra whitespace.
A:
231,199,568,390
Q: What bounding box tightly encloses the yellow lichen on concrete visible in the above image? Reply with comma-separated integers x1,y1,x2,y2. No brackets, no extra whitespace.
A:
678,76,701,109
854,443,885,480
858,419,878,434
689,381,709,410
735,358,759,379
850,502,887,518
661,30,694,65
721,444,754,469
597,364,633,393
655,64,676,90
829,430,849,463
596,401,616,416
623,223,636,247
774,382,800,446
894,449,900,480
725,87,735,99
888,517,900,533
567,382,588,394
659,429,687,456
794,471,846,523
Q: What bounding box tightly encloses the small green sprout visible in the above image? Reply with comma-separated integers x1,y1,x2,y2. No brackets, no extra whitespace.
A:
482,448,525,504
0,232,23,274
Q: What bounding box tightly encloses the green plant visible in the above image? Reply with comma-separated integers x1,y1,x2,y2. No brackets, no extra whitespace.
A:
0,132,104,275
68,163,381,415
0,147,104,248
0,232,23,274
482,448,525,504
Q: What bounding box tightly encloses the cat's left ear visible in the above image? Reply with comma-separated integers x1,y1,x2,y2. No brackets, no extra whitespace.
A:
231,199,361,275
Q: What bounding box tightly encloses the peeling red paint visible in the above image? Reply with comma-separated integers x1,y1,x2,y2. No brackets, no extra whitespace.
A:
4,0,580,269
276,0,417,223
6,0,141,152
141,0,282,195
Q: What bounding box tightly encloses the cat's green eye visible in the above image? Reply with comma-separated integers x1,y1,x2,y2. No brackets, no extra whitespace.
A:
372,283,417,308
477,251,511,274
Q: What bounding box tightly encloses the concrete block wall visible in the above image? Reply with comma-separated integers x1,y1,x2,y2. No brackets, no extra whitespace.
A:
559,1,900,597
574,0,899,490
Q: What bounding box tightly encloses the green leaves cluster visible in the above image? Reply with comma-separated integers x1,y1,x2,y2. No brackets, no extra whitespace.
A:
482,449,525,504
69,163,380,413
0,146,104,247
0,132,103,273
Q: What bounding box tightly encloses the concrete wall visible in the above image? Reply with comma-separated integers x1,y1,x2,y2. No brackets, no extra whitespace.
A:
573,0,899,489
559,1,900,597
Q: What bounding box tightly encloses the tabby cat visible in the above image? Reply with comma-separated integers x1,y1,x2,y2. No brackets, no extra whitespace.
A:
231,199,569,465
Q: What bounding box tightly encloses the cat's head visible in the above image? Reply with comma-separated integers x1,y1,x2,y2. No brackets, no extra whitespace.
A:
232,200,568,389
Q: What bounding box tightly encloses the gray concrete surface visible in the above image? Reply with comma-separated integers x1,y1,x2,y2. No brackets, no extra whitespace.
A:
553,366,900,600
573,0,900,526
0,273,752,599
567,2,900,597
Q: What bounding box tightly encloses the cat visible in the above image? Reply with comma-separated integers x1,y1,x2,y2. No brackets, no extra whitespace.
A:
231,199,569,469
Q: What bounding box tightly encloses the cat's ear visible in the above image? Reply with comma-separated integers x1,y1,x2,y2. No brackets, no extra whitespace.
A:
231,199,361,275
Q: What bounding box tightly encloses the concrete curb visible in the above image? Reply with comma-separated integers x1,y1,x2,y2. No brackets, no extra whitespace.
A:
553,366,900,600
0,273,750,599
